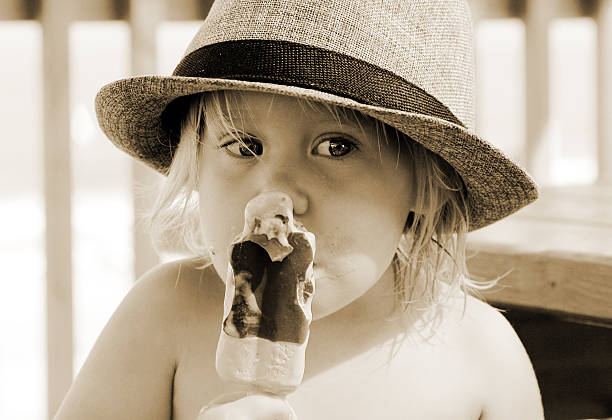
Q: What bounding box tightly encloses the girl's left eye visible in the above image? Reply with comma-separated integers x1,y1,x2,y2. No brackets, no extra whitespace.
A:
312,137,358,158
220,137,263,158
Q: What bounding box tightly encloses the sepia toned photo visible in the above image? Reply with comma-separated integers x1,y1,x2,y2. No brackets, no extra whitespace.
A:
1,0,611,419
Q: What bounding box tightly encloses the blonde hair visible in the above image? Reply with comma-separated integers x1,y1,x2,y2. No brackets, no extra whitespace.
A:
141,91,497,332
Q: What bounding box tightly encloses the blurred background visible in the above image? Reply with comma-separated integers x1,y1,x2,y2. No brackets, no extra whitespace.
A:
0,0,610,419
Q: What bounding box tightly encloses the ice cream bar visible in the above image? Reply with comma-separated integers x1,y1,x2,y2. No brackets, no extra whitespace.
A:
216,192,316,395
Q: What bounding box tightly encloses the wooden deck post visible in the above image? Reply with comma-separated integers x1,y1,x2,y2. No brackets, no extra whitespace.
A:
129,0,165,279
598,0,612,184
41,0,73,417
524,0,553,184
0,0,38,19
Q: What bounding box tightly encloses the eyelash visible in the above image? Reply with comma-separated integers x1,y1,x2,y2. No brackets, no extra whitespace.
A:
218,134,262,159
312,135,359,159
217,133,359,159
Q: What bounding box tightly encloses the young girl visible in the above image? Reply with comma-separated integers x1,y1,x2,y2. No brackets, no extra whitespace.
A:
55,0,544,419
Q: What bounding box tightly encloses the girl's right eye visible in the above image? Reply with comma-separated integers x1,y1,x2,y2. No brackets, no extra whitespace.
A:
220,137,263,158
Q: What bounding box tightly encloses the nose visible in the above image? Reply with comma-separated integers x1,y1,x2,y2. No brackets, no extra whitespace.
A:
290,189,309,216
256,166,310,216
261,185,308,216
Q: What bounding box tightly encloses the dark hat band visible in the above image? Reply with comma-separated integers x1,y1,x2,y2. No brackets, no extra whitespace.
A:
172,40,464,127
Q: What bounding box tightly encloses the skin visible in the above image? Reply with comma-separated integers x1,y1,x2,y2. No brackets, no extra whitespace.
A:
194,91,416,418
52,91,544,420
197,91,416,320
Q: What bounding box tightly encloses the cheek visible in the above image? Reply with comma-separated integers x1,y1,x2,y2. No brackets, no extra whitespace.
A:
317,195,405,272
320,161,411,253
198,160,247,278
308,187,408,318
198,196,232,279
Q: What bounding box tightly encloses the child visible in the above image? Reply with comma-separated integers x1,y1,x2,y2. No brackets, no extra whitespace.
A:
55,0,544,419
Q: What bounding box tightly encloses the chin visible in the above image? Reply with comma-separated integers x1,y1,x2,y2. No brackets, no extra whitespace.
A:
309,264,377,321
311,300,340,321
310,286,361,320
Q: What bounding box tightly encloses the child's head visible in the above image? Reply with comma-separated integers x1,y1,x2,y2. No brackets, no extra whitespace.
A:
146,89,473,320
95,0,539,324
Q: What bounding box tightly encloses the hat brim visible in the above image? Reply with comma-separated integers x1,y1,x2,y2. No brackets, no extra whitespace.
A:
95,75,539,231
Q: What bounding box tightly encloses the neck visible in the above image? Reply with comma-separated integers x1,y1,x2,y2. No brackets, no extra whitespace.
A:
304,265,411,379
310,264,404,339
337,264,398,323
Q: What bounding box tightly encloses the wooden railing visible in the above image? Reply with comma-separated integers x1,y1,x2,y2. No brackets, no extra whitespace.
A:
467,0,612,328
3,2,207,417
1,0,610,419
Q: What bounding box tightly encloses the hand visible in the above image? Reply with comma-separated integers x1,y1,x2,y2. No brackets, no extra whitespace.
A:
197,391,297,420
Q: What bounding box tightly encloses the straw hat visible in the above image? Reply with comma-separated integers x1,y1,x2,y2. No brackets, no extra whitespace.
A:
95,0,538,231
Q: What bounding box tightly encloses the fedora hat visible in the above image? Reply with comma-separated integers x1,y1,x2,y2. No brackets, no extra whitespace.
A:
95,0,538,231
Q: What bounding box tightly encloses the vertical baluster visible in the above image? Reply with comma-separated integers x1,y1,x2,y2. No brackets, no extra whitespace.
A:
0,0,32,19
129,0,165,279
525,0,553,183
598,0,612,183
41,0,72,417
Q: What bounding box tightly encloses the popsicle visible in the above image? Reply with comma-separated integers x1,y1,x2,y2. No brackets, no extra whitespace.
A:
215,192,316,395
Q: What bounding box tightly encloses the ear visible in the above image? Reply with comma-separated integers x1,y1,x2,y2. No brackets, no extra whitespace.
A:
404,211,416,231
404,193,452,233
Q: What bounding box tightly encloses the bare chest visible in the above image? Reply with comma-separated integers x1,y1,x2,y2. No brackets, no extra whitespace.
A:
172,329,484,420
291,338,483,419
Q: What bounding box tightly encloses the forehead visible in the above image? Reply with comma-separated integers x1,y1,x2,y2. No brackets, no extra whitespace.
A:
210,90,377,130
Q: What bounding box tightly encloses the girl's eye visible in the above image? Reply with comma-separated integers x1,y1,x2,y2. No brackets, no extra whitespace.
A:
313,137,357,158
221,137,263,158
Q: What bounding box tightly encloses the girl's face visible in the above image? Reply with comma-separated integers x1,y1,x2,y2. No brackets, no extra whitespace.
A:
198,91,416,319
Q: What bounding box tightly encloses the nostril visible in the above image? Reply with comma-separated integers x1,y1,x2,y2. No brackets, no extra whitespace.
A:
292,192,309,216
274,214,288,224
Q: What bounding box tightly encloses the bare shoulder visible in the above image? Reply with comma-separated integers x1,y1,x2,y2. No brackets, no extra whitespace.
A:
137,257,224,316
455,294,545,420
109,256,224,338
129,257,227,346
54,257,223,420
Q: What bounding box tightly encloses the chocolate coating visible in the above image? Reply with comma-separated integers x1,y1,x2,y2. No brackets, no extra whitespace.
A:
224,232,313,344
